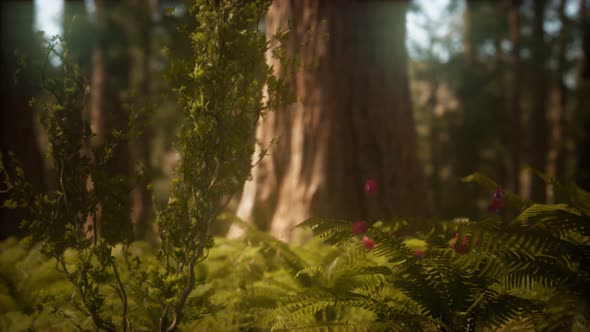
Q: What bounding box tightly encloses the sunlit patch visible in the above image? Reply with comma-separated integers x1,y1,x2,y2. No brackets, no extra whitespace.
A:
34,0,64,66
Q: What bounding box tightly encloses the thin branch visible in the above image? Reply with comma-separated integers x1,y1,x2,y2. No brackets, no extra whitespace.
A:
111,259,130,332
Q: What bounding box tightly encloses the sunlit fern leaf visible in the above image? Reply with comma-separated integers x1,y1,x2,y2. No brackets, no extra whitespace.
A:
455,252,505,280
513,203,589,236
295,265,324,279
276,294,334,324
462,172,530,210
370,231,410,262
364,264,393,273
234,219,312,284
332,272,386,295
514,203,583,220
297,217,353,245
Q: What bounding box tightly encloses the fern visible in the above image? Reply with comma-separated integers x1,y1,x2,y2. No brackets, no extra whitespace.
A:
298,217,355,245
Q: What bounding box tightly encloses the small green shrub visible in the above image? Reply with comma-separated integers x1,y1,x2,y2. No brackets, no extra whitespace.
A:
1,0,292,330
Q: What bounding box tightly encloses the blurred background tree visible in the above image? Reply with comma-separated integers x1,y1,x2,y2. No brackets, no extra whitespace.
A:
410,0,590,218
1,0,589,241
1,1,45,239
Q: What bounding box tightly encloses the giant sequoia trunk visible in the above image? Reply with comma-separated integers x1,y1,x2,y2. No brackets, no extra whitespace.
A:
232,1,426,241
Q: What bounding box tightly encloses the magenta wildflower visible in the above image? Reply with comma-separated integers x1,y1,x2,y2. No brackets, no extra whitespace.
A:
364,179,377,194
452,232,469,255
362,236,375,250
414,249,425,259
352,221,368,235
488,187,504,213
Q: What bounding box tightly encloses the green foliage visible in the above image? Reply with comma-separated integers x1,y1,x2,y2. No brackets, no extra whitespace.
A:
2,172,589,331
1,32,133,331
1,0,291,331
277,173,589,332
148,0,295,329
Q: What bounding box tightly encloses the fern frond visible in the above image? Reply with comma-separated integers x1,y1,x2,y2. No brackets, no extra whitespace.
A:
371,232,411,263
297,217,353,245
235,219,311,283
295,266,324,279
462,172,529,210
500,252,578,289
274,322,366,332
531,170,590,215
469,290,542,330
513,203,590,236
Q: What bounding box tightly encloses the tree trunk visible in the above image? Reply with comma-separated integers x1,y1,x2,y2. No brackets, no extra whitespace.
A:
89,0,133,241
547,0,568,203
0,1,45,239
576,0,590,190
129,0,156,241
463,0,478,66
530,0,548,202
455,0,481,179
507,0,523,196
231,0,427,241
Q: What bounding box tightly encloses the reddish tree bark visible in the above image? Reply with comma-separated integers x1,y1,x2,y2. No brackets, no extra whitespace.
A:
231,0,427,241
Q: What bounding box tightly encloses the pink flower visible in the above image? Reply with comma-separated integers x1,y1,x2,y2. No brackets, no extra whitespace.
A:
364,179,377,194
352,221,368,235
414,249,425,259
488,187,504,213
452,232,469,255
362,236,375,250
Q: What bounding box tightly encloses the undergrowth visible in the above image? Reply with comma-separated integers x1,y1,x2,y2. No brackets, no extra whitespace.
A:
1,173,589,331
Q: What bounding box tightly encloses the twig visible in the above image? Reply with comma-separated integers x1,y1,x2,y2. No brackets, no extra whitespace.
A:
111,259,130,332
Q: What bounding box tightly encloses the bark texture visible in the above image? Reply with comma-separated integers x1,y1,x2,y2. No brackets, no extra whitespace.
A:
530,0,548,202
232,0,426,241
